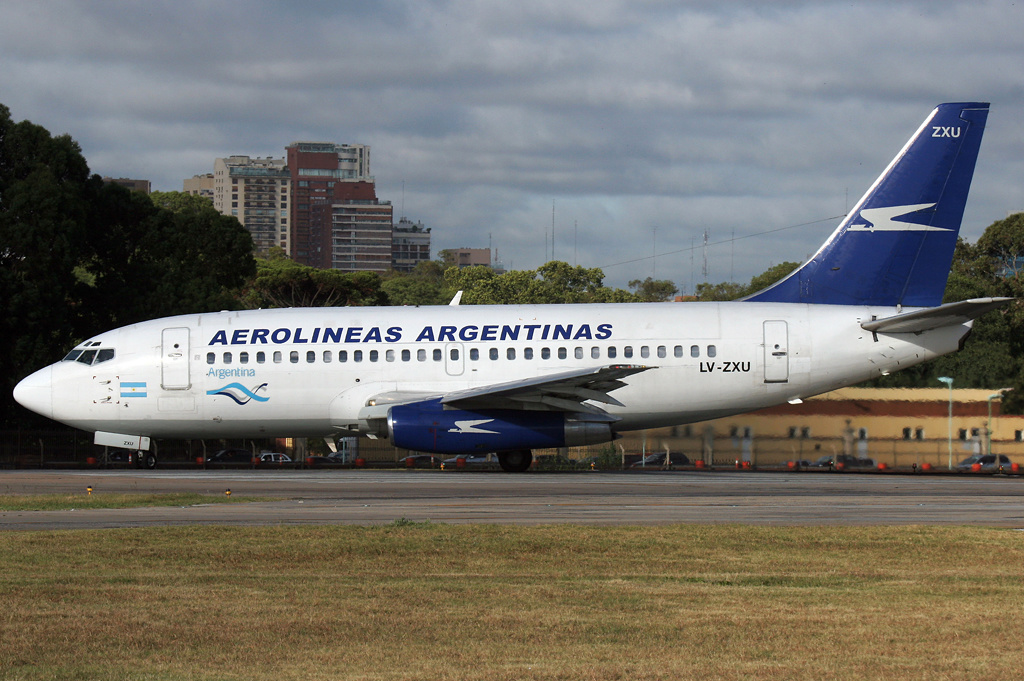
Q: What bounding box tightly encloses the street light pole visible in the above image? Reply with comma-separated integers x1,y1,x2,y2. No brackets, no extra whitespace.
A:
938,377,954,470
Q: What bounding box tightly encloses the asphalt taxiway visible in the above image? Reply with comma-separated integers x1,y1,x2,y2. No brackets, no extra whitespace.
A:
3,469,1024,530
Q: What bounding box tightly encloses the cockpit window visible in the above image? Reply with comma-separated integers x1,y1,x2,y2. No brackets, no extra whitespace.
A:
62,347,115,365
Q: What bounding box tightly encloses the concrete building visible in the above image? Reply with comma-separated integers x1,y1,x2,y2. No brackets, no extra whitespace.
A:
391,218,432,272
212,156,290,254
286,142,373,268
103,177,151,194
183,173,214,201
444,247,491,268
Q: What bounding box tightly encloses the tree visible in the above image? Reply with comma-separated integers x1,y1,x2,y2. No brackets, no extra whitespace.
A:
628,277,680,302
245,253,387,308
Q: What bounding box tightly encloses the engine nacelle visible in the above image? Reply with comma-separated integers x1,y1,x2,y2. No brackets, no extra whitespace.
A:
387,398,613,454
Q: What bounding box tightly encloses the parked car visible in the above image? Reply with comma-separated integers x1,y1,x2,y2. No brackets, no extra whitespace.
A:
259,452,292,463
399,454,442,468
306,454,348,465
957,454,1012,471
808,455,876,469
207,448,254,464
441,453,497,468
630,452,690,469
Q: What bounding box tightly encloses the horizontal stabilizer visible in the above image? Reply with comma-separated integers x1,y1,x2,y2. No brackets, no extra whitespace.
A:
861,297,1014,333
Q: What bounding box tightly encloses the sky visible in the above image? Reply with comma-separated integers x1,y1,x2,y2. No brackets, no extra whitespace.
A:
1,0,1022,291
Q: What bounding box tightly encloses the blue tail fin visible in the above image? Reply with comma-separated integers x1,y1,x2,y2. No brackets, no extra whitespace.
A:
746,102,989,307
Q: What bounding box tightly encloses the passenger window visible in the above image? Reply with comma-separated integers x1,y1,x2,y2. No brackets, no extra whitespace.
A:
607,346,616,359
575,347,583,359
524,347,534,360
557,347,567,360
402,349,411,362
507,348,516,360
658,346,667,359
641,346,650,359
433,349,442,361
624,346,633,359
290,351,299,364
690,345,700,358
707,345,717,358
386,349,395,362
673,345,682,358
448,348,457,361
417,349,426,362
306,351,315,363
239,352,249,364
339,350,348,363
370,350,379,362
207,352,215,365
224,352,232,365
354,350,363,362
469,348,479,361
257,351,266,364
323,351,332,363
591,347,600,359
273,351,282,364
490,348,499,360
541,347,551,360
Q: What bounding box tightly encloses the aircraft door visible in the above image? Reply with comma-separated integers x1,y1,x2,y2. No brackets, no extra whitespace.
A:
763,320,789,383
445,342,465,376
161,327,191,390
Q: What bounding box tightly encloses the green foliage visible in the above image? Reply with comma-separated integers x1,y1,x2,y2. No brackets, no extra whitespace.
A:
382,260,447,306
694,261,800,301
628,277,680,302
245,253,387,308
440,261,645,305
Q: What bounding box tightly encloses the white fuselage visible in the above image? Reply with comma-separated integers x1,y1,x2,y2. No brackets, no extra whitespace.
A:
18,301,969,441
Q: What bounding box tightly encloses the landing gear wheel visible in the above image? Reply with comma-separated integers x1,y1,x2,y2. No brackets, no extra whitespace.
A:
498,450,532,473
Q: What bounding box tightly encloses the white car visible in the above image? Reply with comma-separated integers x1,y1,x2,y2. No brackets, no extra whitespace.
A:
259,452,292,463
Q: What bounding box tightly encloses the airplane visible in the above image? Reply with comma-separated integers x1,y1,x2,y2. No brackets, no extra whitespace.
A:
14,102,1008,471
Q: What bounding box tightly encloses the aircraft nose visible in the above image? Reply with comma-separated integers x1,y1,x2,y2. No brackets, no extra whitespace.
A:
13,366,53,420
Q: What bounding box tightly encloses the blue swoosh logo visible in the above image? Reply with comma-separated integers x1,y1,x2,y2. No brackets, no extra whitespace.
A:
207,383,269,405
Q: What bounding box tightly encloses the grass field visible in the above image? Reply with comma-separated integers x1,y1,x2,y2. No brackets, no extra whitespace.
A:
0,493,269,512
1,523,1022,680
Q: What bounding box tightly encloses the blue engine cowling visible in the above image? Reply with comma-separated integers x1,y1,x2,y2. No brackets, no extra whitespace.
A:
387,398,613,454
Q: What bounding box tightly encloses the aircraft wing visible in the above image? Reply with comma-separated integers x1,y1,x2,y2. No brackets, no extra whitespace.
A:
440,364,653,417
861,297,1014,334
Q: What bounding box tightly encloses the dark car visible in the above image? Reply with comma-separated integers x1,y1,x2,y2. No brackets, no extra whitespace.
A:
399,454,441,468
630,452,690,469
957,454,1012,471
207,448,255,464
306,454,348,466
808,454,876,469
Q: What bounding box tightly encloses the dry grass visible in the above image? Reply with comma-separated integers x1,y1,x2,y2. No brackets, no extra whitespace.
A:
0,493,271,512
1,524,1023,680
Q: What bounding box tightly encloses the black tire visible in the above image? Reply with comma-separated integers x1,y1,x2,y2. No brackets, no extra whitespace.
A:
143,452,157,469
498,450,532,473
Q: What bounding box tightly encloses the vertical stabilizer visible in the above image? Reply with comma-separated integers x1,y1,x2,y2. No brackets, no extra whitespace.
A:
747,102,989,306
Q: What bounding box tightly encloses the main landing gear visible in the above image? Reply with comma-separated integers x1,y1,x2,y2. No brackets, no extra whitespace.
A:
497,449,533,473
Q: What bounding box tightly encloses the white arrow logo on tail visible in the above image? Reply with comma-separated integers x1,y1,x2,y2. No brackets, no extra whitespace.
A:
847,203,949,232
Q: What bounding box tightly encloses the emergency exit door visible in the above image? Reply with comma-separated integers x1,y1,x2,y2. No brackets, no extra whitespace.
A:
763,320,789,383
161,327,191,390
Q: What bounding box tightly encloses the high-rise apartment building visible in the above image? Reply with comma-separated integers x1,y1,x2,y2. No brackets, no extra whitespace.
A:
392,218,432,272
286,142,375,268
212,156,291,254
183,173,214,200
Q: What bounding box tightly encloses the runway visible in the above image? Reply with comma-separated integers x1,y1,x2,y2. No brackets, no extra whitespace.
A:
2,469,1024,530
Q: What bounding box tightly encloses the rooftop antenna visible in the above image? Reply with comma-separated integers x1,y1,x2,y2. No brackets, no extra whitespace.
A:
702,228,709,280
551,199,556,262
